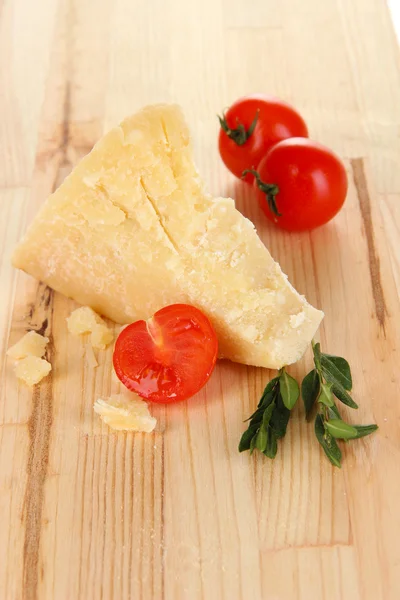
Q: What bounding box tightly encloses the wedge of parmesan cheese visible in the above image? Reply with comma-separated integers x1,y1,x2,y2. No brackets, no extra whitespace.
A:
94,393,156,432
13,104,323,369
14,355,52,386
7,331,49,360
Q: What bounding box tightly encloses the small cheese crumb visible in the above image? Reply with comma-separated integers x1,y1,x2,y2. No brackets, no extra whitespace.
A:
67,306,102,334
94,393,156,432
14,356,52,386
7,331,49,360
90,324,114,350
67,306,113,349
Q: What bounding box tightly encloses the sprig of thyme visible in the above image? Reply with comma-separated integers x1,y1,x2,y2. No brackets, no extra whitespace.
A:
238,368,299,458
239,342,378,467
302,341,378,467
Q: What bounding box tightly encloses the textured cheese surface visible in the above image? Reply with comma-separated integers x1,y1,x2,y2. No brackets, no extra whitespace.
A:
7,331,49,360
90,324,114,350
67,306,113,349
14,356,52,386
67,306,102,334
94,393,156,432
13,104,323,368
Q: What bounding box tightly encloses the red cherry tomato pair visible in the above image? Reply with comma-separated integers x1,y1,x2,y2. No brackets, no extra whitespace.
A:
218,95,347,231
114,304,218,404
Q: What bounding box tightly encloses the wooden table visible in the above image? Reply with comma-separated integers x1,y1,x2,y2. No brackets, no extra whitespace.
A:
1,1,399,598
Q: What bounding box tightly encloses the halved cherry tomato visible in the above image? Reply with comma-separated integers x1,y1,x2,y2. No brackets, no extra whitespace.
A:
218,95,308,182
113,304,218,404
245,138,348,231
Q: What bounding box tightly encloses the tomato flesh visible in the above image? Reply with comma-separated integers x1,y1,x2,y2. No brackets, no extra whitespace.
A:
113,304,218,403
254,138,348,231
218,95,308,181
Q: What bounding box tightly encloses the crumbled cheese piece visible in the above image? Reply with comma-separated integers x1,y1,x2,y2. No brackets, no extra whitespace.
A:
67,306,102,334
90,324,114,350
67,306,113,349
7,331,49,360
94,393,156,432
14,356,51,386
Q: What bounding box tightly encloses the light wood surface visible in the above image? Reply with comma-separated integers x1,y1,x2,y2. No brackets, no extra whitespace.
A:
1,1,400,598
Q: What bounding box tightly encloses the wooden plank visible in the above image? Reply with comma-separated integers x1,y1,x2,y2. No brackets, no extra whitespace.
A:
337,0,400,192
0,188,31,382
0,427,30,599
0,0,60,187
1,0,400,598
259,546,361,600
380,194,400,294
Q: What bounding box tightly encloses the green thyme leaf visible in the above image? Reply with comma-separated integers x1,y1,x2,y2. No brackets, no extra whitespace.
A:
312,341,322,370
320,353,352,390
324,420,378,441
263,431,278,459
258,377,279,408
262,401,276,428
301,369,320,419
238,424,258,452
318,382,335,407
250,434,258,455
279,369,300,410
351,424,378,439
322,372,358,409
263,376,280,395
256,425,268,452
270,395,290,439
328,403,341,419
244,405,266,423
315,414,342,468
325,419,358,440
239,369,295,459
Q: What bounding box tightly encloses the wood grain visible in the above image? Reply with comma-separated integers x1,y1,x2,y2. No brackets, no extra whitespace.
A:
1,0,400,598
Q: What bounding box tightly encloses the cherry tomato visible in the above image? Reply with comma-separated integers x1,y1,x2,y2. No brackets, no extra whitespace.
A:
218,95,308,182
247,138,348,231
113,304,218,404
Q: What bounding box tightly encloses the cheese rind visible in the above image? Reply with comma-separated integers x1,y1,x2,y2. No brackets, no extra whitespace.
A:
13,104,323,369
7,331,49,360
14,356,52,386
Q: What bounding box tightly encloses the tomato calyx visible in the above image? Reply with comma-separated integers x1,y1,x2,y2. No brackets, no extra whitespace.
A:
218,110,259,146
242,169,282,218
